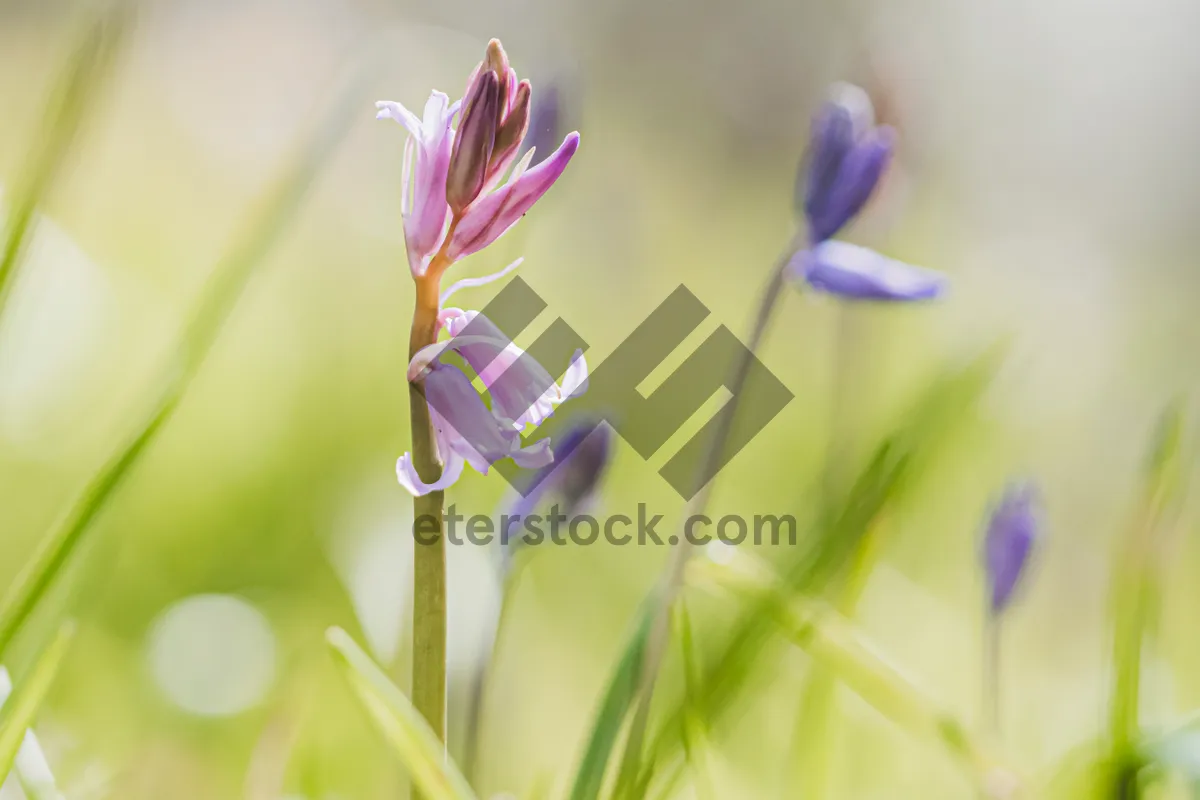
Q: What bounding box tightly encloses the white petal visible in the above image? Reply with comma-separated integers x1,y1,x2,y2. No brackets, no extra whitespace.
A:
439,257,523,306
375,100,422,138
559,350,589,399
511,438,554,468
396,451,464,497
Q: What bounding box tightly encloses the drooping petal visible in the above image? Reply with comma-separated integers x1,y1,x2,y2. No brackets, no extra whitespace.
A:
396,450,465,497
789,240,945,302
447,132,580,260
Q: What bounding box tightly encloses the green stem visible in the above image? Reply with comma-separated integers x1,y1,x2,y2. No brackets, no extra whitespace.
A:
786,516,884,798
410,270,449,754
614,232,802,795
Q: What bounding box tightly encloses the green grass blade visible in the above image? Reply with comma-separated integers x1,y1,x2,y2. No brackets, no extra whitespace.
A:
636,346,1003,797
693,555,1020,791
566,595,655,800
326,628,478,800
0,667,62,800
1106,401,1189,796
0,64,370,662
0,4,130,321
0,622,75,789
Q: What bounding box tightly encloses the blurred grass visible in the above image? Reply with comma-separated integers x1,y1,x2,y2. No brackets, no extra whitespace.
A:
0,4,128,320
0,621,74,792
0,56,371,661
328,627,479,800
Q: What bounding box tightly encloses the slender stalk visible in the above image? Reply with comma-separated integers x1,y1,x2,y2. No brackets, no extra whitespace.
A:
983,613,1000,736
614,232,803,794
410,262,450,750
785,515,884,798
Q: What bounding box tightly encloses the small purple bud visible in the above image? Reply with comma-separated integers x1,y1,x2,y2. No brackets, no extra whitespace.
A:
982,482,1041,614
447,70,500,214
801,84,893,243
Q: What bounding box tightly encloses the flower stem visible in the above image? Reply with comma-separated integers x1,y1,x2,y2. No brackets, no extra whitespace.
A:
614,232,803,794
410,261,450,758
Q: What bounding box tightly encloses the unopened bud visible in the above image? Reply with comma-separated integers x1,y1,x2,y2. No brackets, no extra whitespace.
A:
447,70,500,213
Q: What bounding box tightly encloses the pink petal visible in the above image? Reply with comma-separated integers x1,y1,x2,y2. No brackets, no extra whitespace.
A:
447,132,580,260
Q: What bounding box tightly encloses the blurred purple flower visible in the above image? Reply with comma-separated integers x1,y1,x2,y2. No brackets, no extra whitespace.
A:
982,482,1041,614
375,92,460,276
800,83,895,244
786,240,945,302
510,420,615,520
396,361,553,497
520,82,562,167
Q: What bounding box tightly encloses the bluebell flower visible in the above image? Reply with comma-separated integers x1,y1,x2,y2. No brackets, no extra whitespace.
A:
788,83,947,303
982,482,1041,614
801,83,894,244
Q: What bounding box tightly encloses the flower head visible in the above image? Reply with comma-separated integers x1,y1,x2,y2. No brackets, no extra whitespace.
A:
377,38,579,277
982,482,1041,614
800,83,895,244
376,92,459,276
786,84,945,303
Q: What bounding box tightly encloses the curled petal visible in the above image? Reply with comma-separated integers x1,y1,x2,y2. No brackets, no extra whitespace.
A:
448,132,580,260
439,257,523,307
789,240,945,302
396,450,465,497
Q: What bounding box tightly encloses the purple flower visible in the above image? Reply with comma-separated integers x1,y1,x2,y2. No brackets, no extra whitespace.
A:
521,82,563,167
801,83,894,244
982,482,1041,614
375,92,460,276
396,361,554,497
410,307,588,428
502,419,615,567
786,240,945,302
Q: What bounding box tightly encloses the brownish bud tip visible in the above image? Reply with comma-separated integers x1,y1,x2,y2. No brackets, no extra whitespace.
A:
485,39,509,77
447,70,500,213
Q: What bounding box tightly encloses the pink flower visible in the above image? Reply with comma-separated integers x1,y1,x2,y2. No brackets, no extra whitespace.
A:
376,91,459,276
446,132,580,260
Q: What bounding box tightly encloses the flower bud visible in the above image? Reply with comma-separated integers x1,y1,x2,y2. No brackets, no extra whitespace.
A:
490,80,531,175
446,70,500,213
982,482,1041,614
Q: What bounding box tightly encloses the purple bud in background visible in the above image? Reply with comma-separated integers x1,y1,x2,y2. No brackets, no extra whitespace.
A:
521,82,563,167
982,482,1041,614
501,419,615,571
800,83,894,243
